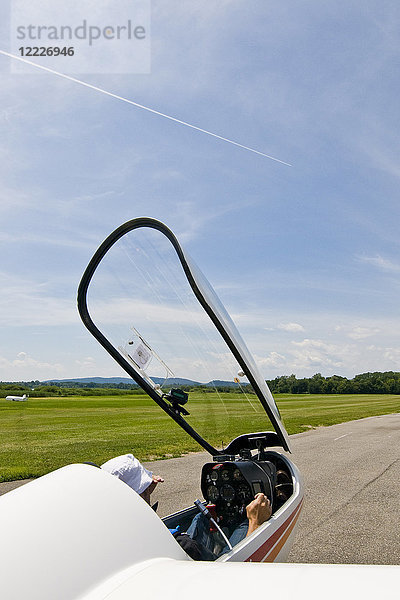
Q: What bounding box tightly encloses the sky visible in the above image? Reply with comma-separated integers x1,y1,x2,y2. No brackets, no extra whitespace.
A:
0,1,399,382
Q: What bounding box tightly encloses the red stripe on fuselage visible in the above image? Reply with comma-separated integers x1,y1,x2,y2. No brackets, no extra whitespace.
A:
262,505,302,562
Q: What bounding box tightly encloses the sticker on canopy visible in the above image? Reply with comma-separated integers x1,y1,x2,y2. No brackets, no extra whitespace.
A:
129,341,152,369
119,326,175,393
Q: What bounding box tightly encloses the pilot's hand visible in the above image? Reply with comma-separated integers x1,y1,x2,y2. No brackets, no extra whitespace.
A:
140,474,164,504
246,493,272,537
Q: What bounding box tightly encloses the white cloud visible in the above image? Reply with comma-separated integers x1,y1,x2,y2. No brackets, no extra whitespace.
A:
74,356,96,370
353,118,400,181
90,297,209,327
383,347,400,364
0,185,31,214
0,271,77,326
0,352,63,380
357,254,400,273
0,229,94,249
277,335,400,378
170,195,259,244
290,338,348,371
254,352,286,368
347,326,380,340
278,322,305,332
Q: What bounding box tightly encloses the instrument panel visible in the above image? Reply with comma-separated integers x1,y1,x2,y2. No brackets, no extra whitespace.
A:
206,467,252,504
201,460,276,528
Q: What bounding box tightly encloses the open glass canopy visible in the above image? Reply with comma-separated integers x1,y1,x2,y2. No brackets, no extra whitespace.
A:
78,218,290,454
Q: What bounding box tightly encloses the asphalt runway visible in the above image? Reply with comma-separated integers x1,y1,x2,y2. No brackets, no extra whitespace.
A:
2,413,399,564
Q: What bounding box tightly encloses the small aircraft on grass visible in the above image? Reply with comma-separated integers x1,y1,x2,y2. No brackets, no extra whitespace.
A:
5,393,28,401
0,218,398,599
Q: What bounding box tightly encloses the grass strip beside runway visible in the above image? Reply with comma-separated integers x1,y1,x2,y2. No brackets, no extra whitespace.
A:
1,392,399,481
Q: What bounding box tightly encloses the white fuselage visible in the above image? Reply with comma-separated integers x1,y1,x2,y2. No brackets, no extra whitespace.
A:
0,464,189,600
0,463,398,600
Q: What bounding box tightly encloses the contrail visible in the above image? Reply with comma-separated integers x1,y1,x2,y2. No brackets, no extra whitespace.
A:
0,50,291,166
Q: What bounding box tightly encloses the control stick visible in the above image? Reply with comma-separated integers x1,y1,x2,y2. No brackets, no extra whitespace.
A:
194,499,233,551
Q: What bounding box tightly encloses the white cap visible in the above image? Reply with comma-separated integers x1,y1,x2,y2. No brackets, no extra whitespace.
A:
101,454,153,495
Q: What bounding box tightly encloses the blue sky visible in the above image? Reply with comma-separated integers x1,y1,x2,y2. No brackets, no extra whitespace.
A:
1,1,399,382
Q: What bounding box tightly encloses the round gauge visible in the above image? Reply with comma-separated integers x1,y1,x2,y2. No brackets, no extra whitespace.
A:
233,469,242,481
207,485,220,502
237,484,249,501
220,484,235,502
221,470,230,481
210,471,218,482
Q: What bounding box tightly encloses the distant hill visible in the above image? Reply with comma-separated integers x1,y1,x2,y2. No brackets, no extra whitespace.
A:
43,376,240,387
45,377,137,385
44,376,201,386
206,380,240,387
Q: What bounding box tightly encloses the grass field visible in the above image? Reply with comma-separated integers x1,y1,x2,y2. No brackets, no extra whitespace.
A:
1,392,399,482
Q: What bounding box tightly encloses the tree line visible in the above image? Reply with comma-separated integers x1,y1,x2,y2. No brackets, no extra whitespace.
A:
266,371,400,395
